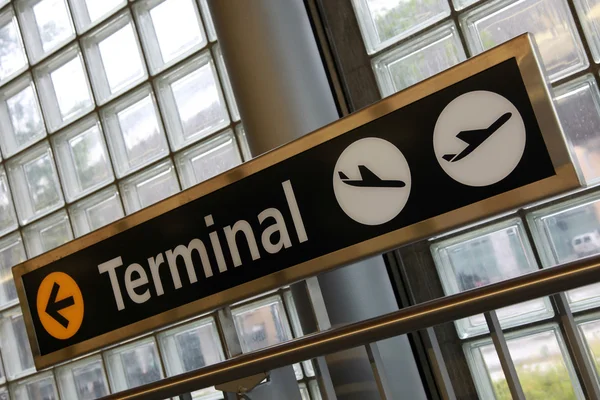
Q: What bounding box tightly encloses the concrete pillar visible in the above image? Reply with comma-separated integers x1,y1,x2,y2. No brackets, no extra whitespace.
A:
208,2,427,399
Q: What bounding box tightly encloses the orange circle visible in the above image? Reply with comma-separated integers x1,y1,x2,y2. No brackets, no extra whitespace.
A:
36,272,84,340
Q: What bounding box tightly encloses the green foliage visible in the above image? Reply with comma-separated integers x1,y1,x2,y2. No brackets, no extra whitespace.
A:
373,0,440,42
491,362,577,400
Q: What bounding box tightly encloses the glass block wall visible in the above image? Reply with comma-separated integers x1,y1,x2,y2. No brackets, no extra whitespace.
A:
0,0,323,399
351,0,600,398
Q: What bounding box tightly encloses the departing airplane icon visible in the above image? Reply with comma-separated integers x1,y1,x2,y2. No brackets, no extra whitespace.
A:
443,112,512,163
338,165,406,188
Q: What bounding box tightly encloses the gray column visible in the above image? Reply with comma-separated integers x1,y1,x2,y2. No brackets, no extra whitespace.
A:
208,2,427,399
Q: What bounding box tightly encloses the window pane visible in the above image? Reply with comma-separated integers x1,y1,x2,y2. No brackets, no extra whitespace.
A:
52,116,114,202
373,22,466,96
23,210,73,257
175,131,241,189
155,52,229,151
158,317,224,376
554,75,600,185
16,0,75,63
573,0,600,62
0,167,18,238
0,75,46,158
69,185,124,237
10,371,58,400
431,219,553,338
101,85,169,178
104,338,164,392
83,12,147,104
352,0,451,54
120,160,180,214
461,0,587,82
56,355,110,400
6,141,64,225
135,0,206,74
69,0,126,33
0,9,28,85
527,191,600,311
465,325,583,399
34,45,94,132
232,296,294,353
0,233,25,309
0,309,35,380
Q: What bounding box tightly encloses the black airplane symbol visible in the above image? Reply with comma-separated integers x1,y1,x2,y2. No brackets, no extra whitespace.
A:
338,165,406,188
443,112,513,163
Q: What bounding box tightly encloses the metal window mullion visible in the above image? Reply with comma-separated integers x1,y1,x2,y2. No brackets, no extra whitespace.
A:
364,343,393,400
484,311,526,400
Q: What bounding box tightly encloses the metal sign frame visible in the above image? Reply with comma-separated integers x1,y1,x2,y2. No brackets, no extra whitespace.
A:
14,34,580,369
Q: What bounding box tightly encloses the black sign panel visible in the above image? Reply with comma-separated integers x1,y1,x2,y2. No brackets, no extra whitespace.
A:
15,51,577,368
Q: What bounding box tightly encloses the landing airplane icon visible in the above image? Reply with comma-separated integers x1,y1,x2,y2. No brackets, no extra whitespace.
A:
443,112,512,163
338,165,406,188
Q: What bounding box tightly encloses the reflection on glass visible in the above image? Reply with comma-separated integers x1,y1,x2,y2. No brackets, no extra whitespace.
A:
24,152,62,212
373,22,466,96
352,0,450,53
175,132,241,189
431,220,552,338
461,0,587,82
0,168,18,237
0,310,35,380
98,23,145,94
0,233,25,308
466,326,582,399
50,56,93,120
118,97,164,169
0,12,27,83
150,0,204,64
121,161,179,214
67,127,112,193
171,63,228,141
32,0,73,53
11,372,58,400
56,356,109,400
573,0,600,62
23,211,72,257
105,339,163,392
69,186,124,237
554,75,600,185
6,85,45,153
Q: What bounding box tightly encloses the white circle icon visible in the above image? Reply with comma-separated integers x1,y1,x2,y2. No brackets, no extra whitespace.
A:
333,138,411,225
433,91,526,187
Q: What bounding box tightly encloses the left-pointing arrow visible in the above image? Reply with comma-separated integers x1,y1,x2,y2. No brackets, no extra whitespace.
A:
45,282,75,329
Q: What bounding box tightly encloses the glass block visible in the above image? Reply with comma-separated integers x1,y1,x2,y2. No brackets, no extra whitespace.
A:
69,0,127,34
578,316,600,380
0,166,18,238
69,185,124,237
101,84,169,178
23,210,73,258
0,308,35,380
0,233,25,309
158,316,224,376
0,74,46,158
154,52,230,151
6,141,64,225
373,22,466,97
198,0,216,42
453,0,482,10
104,337,164,392
527,190,600,312
299,383,310,400
33,44,95,132
213,44,239,121
134,0,206,74
10,371,59,400
554,75,600,185
235,125,252,162
120,160,180,214
573,0,600,62
0,8,28,86
0,386,7,400
464,325,583,399
56,355,110,400
461,0,587,82
232,295,294,353
82,11,147,104
431,218,553,338
174,131,242,189
282,290,315,378
351,0,451,54
308,380,322,400
52,115,114,202
15,0,75,64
